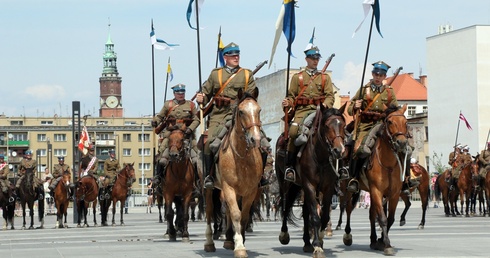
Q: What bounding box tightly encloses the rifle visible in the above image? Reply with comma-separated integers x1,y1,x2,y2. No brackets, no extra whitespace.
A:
352,66,403,140
200,60,268,117
321,53,335,74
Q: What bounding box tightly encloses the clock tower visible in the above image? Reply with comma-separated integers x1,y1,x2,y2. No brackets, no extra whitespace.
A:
99,24,123,118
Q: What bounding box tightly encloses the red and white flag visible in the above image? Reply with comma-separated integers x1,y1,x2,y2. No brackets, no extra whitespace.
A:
78,126,91,155
459,112,472,130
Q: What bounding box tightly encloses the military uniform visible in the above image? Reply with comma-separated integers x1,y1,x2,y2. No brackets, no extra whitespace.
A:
103,157,120,186
478,145,490,177
16,157,42,188
49,159,71,191
0,156,11,194
80,153,98,178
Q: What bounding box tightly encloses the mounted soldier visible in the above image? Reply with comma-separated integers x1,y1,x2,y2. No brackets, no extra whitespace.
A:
16,150,44,200
48,156,74,201
477,142,490,180
447,144,463,191
100,150,120,200
79,145,99,182
0,154,15,203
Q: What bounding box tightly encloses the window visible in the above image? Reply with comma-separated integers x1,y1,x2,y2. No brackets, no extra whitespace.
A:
422,106,428,113
97,120,108,125
10,121,23,126
54,134,66,142
138,133,150,142
37,134,47,142
37,149,47,157
138,148,151,156
138,163,151,171
54,149,67,157
124,121,137,125
408,106,416,116
40,121,53,125
139,177,152,186
98,133,110,140
425,126,429,141
11,133,27,141
122,134,131,142
123,148,132,156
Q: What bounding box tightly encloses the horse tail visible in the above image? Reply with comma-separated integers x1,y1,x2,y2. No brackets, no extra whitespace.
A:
38,195,45,222
7,202,15,224
280,184,302,226
212,189,222,223
435,174,442,202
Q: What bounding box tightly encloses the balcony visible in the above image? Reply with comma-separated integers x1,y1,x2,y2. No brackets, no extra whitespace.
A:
7,140,29,147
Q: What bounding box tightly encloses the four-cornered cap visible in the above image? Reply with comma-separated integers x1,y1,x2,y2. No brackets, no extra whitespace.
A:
223,42,240,56
171,84,186,93
372,61,391,75
25,150,32,155
109,149,115,154
58,156,65,161
304,46,322,59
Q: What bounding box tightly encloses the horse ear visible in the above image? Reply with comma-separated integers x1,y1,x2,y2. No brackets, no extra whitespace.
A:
252,87,259,99
237,88,244,100
338,102,347,115
401,103,408,113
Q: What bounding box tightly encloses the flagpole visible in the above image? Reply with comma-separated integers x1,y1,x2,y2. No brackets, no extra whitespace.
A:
215,26,222,68
164,57,170,102
452,111,462,162
151,19,157,177
483,128,490,159
283,1,295,140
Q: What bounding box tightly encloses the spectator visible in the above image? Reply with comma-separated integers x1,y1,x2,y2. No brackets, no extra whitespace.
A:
147,179,153,213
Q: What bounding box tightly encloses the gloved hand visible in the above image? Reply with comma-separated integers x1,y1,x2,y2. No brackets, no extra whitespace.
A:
151,121,158,127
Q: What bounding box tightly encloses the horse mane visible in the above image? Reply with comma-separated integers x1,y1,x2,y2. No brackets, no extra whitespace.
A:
384,104,401,116
231,91,258,128
321,107,344,124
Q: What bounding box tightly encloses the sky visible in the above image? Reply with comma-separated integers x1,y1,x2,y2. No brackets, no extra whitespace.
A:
1,0,490,118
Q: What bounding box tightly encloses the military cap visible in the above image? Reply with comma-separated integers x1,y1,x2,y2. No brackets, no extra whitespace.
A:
88,145,95,151
223,42,240,56
454,143,462,149
410,158,417,164
25,150,32,155
463,145,469,151
171,84,186,93
109,149,115,154
0,154,4,159
372,61,391,75
304,46,322,59
58,156,65,161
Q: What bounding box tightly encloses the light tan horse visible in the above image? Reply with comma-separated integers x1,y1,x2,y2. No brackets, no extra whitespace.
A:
204,88,263,258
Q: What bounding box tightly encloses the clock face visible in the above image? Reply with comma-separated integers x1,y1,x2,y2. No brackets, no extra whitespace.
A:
106,96,119,108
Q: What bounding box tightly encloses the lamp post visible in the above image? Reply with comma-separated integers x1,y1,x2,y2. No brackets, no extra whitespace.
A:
47,137,52,176
141,123,145,196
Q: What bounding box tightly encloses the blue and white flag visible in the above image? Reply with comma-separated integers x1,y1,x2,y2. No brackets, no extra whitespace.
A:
150,25,179,50
269,0,296,68
186,0,205,30
352,0,383,38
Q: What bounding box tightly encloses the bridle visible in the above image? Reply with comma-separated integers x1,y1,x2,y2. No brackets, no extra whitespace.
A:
235,97,262,150
168,129,189,161
117,164,135,187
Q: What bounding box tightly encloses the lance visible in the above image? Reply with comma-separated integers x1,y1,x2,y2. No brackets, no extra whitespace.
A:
150,19,157,177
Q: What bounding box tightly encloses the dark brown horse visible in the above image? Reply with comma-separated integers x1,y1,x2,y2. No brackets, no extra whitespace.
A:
435,169,459,216
399,163,430,229
75,175,99,227
485,161,490,216
0,184,15,230
204,89,263,258
275,105,346,258
18,167,45,229
470,156,486,215
162,128,194,241
54,171,71,228
342,104,408,255
100,163,135,226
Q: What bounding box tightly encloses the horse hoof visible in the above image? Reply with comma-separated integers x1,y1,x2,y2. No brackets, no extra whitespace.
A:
234,248,248,258
84,224,89,228
29,226,34,230
465,214,470,217
182,237,190,243
384,247,396,256
204,243,216,252
452,214,457,217
303,244,314,253
343,233,353,246
77,224,81,228
169,236,177,242
120,223,125,226
312,246,326,258
21,226,26,230
246,227,253,233
418,224,424,230
400,220,406,227
325,230,333,238
279,232,290,245
335,225,341,230
223,240,234,250
112,223,116,227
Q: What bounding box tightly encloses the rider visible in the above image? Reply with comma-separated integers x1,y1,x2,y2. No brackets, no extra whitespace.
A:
0,154,16,203
478,142,490,185
101,149,120,200
196,42,270,189
79,145,99,183
447,144,463,191
16,150,44,200
346,61,415,195
151,83,200,186
281,45,335,182
48,156,74,201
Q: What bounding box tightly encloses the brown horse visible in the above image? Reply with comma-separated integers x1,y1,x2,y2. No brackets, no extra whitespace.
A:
275,105,346,258
204,89,263,258
75,175,99,227
54,171,71,228
457,162,473,217
485,161,490,216
18,167,45,229
342,104,408,255
399,163,430,229
0,185,15,230
100,163,135,226
162,128,194,241
435,169,460,216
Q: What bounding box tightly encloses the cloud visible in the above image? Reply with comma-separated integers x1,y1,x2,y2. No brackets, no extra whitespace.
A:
333,61,372,96
24,84,66,101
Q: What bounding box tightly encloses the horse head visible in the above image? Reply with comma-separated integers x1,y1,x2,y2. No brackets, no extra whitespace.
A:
382,104,409,153
62,171,71,186
122,162,136,186
168,128,186,162
234,88,262,149
319,104,346,159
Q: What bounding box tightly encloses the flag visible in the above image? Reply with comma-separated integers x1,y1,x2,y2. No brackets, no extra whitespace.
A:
304,27,315,51
269,0,296,68
167,62,173,82
459,112,472,130
150,23,179,50
186,0,205,30
352,0,383,38
78,126,91,155
218,29,225,67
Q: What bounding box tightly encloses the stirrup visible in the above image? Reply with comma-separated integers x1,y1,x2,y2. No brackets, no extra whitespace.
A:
339,166,350,180
9,196,15,203
259,178,270,187
347,179,359,193
38,194,44,200
204,176,214,189
284,167,296,182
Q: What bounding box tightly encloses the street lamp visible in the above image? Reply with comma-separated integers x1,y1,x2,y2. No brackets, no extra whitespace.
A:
141,123,145,196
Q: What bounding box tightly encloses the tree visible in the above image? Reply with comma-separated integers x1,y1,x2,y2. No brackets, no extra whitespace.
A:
431,151,448,174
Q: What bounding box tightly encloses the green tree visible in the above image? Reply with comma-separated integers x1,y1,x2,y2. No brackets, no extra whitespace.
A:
431,151,448,174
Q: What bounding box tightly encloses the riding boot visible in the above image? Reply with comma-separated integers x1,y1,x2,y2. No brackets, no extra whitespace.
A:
8,188,16,203
69,183,75,201
357,123,381,158
105,185,112,199
347,158,362,193
203,153,215,189
401,160,412,196
284,151,297,182
99,187,106,200
15,187,21,201
449,177,455,191
259,151,270,187
37,186,44,200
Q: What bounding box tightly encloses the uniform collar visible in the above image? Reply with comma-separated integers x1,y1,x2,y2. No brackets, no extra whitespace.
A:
225,65,240,74
305,68,317,76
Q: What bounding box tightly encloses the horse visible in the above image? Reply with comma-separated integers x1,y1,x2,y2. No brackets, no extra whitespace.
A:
203,88,263,258
457,162,473,217
75,175,99,227
435,169,460,216
100,162,136,226
342,104,408,255
275,105,346,257
18,167,45,229
0,186,15,230
485,162,490,216
53,171,71,228
152,182,165,223
399,163,430,229
162,128,195,241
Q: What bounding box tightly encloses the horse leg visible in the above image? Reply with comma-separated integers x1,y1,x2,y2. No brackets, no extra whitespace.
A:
343,191,357,246
383,195,398,256
336,194,345,230
221,185,246,257
204,188,216,252
165,197,176,241
369,190,387,252
279,185,300,245
93,199,98,226
399,195,410,227
29,202,35,229
21,201,27,230
419,187,429,229
182,194,192,242
120,198,126,226
111,199,117,226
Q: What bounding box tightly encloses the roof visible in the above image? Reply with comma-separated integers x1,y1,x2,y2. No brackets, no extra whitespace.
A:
387,73,427,101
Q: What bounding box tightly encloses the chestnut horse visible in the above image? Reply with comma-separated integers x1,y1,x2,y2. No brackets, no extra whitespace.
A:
399,163,430,229
100,163,135,226
204,89,263,258
343,104,408,255
457,161,474,217
275,105,346,258
75,175,99,227
162,128,194,241
18,167,45,229
54,171,71,228
435,169,459,216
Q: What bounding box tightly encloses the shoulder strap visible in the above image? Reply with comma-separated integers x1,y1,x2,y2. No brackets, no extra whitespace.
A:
244,70,249,91
321,73,326,92
215,68,243,98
